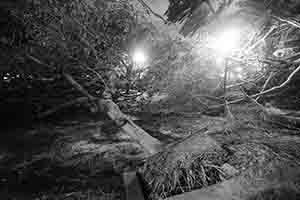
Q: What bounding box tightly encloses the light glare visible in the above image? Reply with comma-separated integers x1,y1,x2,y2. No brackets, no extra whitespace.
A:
235,67,243,72
132,50,147,64
210,28,241,56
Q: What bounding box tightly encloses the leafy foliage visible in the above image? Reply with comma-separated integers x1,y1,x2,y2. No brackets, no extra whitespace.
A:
1,0,300,124
0,0,157,122
160,0,300,111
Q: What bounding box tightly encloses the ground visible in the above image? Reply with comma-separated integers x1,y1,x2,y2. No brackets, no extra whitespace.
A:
0,103,300,200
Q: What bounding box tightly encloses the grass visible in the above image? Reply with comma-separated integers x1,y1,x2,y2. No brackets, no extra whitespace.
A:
2,99,300,200
140,152,225,199
0,119,131,200
139,101,300,200
139,134,229,199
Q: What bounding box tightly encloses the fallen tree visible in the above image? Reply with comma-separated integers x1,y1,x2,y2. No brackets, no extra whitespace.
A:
62,73,162,156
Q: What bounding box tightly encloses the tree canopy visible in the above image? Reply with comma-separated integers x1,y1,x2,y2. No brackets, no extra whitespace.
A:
1,0,300,125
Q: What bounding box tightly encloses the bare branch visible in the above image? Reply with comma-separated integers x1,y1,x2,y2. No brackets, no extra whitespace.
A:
225,100,235,120
26,54,54,69
195,95,224,103
85,66,109,90
136,0,168,24
63,73,95,101
246,26,276,53
226,79,257,89
251,65,300,98
240,87,266,112
273,16,300,29
206,0,216,14
256,72,275,101
37,97,89,119
210,65,300,108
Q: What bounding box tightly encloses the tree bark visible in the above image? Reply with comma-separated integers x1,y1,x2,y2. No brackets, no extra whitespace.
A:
97,99,162,155
64,73,162,156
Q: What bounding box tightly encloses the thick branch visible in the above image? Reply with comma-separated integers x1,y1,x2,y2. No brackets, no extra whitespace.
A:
63,73,95,101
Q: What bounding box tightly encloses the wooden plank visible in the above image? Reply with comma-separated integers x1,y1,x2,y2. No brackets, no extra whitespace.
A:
123,171,145,200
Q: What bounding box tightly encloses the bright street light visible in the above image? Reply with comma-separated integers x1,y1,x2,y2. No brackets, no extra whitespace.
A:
210,28,241,56
209,27,242,115
132,49,147,65
235,66,243,73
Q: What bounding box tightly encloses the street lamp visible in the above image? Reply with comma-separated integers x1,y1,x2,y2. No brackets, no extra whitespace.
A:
210,28,241,106
210,28,241,56
124,49,148,94
132,49,147,68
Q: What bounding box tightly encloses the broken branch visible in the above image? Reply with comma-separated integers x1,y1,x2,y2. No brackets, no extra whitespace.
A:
273,15,300,29
63,73,95,101
210,65,300,108
251,65,300,98
136,0,168,24
256,72,275,101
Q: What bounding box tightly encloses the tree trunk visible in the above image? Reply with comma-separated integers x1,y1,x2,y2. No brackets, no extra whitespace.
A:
97,99,162,155
64,73,162,156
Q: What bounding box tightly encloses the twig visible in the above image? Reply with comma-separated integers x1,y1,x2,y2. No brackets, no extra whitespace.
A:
136,0,168,24
227,56,260,69
71,16,98,39
85,66,109,90
240,87,266,112
191,96,209,109
226,79,258,89
286,52,300,63
26,54,54,69
225,100,235,120
63,73,95,101
194,95,224,102
256,72,275,101
210,65,300,108
37,97,90,119
273,15,300,29
251,64,300,98
206,0,216,14
246,26,276,53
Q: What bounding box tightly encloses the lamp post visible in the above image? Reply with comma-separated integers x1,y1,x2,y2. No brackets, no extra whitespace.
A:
132,49,147,69
223,58,229,103
210,28,241,112
128,49,147,93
